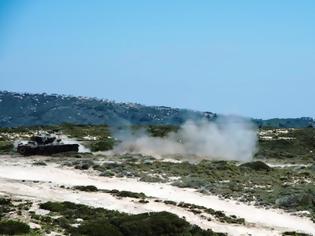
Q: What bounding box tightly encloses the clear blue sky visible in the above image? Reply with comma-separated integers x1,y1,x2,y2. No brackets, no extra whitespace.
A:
0,0,314,119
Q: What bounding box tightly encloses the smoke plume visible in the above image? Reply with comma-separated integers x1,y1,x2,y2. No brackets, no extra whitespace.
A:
112,117,257,162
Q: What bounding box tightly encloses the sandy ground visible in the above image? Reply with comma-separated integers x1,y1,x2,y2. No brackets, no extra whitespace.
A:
0,156,314,236
266,163,312,168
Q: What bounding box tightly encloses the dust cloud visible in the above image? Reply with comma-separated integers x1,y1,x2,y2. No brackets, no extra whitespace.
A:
112,117,258,162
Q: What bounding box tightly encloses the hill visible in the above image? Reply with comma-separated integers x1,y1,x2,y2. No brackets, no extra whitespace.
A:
0,91,214,127
0,91,313,128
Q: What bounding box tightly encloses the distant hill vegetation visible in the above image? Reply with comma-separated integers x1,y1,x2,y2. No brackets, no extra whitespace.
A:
0,91,313,128
256,117,314,128
0,91,213,127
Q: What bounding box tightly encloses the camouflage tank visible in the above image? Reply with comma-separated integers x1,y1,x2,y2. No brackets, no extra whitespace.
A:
17,134,79,156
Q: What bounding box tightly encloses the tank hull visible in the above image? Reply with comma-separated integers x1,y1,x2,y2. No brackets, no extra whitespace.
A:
17,144,79,156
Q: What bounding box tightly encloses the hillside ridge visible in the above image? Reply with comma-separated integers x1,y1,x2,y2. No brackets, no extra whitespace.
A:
0,91,313,128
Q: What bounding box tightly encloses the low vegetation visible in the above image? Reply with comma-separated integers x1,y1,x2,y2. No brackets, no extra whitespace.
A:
0,124,180,154
91,157,315,221
257,128,315,162
1,125,315,231
165,201,245,225
282,232,312,236
0,197,12,218
0,141,13,153
0,220,30,235
2,124,314,161
73,185,148,199
38,201,225,236
73,185,98,192
131,124,179,137
108,189,146,199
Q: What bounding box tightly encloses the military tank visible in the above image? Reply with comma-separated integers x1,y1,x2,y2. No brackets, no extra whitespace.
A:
17,134,79,156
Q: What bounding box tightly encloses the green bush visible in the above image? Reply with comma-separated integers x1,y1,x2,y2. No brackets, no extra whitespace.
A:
240,161,271,171
89,139,115,151
73,185,98,192
39,201,223,236
147,125,178,137
0,198,11,205
0,141,13,153
0,198,12,218
40,201,66,212
111,211,191,236
282,232,311,236
109,190,146,199
0,220,30,235
73,220,123,236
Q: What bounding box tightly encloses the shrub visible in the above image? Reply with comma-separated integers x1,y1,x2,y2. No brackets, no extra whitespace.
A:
0,198,11,205
282,232,311,236
110,190,146,199
240,161,271,171
39,201,223,235
111,211,190,236
0,220,30,235
32,161,47,166
0,141,13,153
40,202,65,212
73,220,123,236
73,185,98,192
147,125,178,137
89,139,115,152
0,198,12,218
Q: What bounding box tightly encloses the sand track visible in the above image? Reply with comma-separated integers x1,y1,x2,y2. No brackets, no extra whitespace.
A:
0,157,314,236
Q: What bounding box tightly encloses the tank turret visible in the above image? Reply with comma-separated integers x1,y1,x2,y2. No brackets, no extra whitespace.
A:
30,135,56,145
17,134,79,156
